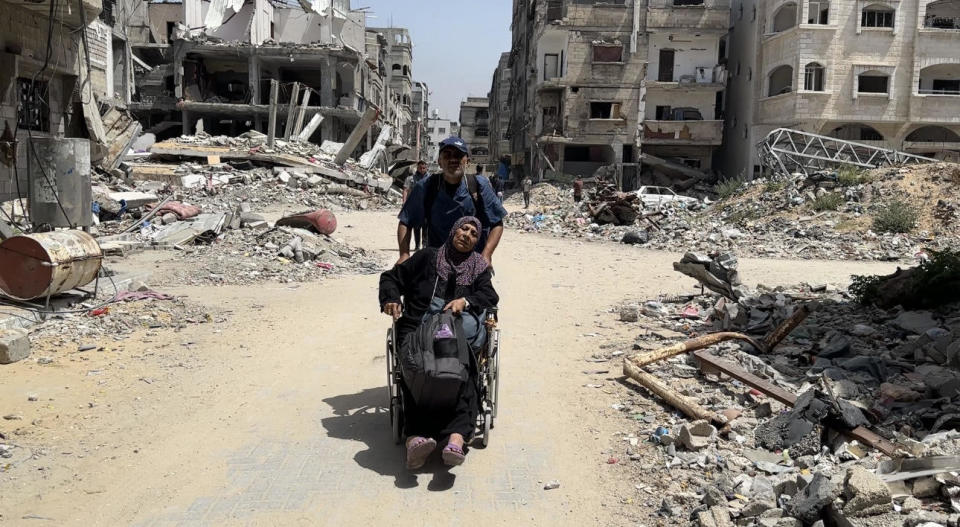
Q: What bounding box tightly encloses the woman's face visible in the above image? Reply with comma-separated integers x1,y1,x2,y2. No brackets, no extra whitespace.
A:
452,222,479,253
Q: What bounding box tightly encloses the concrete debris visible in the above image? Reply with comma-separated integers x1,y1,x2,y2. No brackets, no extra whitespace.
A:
679,420,717,451
506,163,960,262
0,328,31,364
599,247,960,525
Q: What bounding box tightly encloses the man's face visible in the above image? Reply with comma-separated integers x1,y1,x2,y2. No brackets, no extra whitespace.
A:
438,148,468,179
416,162,427,175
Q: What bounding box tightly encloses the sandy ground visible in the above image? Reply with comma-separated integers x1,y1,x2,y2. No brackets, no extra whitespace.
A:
0,210,899,526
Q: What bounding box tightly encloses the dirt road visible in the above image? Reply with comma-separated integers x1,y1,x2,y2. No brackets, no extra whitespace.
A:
0,211,899,525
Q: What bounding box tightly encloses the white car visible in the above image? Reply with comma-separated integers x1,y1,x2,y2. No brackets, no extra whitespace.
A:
636,186,699,209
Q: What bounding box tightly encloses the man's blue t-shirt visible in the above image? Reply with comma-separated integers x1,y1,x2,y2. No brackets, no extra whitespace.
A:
398,174,507,250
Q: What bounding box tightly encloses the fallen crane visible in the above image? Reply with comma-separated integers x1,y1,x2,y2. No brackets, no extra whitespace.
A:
758,128,937,177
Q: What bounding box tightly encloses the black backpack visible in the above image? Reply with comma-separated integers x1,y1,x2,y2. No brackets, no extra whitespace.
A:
399,311,471,409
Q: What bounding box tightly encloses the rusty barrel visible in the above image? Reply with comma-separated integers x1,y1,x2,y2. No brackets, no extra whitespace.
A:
275,209,337,235
0,231,103,301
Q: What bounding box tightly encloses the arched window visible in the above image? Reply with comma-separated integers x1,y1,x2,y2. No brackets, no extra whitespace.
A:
768,65,794,96
925,0,960,29
906,126,960,142
804,62,825,91
857,70,890,94
830,124,884,141
772,2,798,32
861,4,895,28
391,64,401,72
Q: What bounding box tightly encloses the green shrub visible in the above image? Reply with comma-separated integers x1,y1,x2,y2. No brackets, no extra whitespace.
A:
715,177,746,199
837,167,873,186
872,199,919,233
850,249,960,308
764,181,785,193
811,192,843,212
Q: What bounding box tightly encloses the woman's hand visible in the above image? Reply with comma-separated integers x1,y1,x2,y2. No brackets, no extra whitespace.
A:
383,302,403,321
443,298,467,315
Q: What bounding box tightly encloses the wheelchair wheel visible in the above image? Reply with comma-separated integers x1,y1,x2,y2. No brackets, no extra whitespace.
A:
489,330,501,420
481,410,492,447
391,396,403,445
386,328,396,399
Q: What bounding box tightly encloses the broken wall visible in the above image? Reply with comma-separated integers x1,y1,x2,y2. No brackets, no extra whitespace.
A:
0,4,86,202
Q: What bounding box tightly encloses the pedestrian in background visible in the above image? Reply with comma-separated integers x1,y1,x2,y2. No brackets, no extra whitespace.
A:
573,176,584,203
522,176,533,209
402,160,430,250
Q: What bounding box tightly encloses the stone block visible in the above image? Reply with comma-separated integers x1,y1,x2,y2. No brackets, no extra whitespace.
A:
0,328,30,364
842,466,891,517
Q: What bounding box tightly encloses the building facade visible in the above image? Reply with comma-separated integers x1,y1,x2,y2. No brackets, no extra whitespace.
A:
425,113,457,164
506,0,729,189
459,97,491,165
724,0,960,179
488,52,512,167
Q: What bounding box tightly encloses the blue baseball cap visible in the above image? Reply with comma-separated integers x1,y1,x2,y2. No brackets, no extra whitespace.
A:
438,136,469,156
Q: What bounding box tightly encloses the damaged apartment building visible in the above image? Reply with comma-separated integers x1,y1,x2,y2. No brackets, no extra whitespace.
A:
488,51,513,167
506,0,729,190
723,0,960,179
459,97,491,165
1,0,150,228
126,0,423,156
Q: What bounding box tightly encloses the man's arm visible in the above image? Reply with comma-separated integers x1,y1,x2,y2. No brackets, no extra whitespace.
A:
397,222,412,264
481,223,504,265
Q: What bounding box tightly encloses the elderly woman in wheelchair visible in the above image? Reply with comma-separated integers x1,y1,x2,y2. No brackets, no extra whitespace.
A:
379,216,499,469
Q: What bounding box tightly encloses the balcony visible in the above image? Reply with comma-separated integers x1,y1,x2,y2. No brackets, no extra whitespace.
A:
642,120,723,145
910,93,960,124
647,65,726,90
3,0,101,28
646,0,730,31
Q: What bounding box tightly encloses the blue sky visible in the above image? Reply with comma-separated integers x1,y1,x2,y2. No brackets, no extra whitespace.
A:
358,0,512,122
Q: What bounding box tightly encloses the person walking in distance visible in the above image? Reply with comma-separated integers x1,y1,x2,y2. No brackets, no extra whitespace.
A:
573,176,584,203
522,175,533,209
402,160,430,250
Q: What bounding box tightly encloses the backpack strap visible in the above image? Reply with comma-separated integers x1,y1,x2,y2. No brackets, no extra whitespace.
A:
423,173,489,234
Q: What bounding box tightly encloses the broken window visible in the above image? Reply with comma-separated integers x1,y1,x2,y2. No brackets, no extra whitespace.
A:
658,49,675,82
17,78,50,132
592,45,623,63
589,102,621,119
544,54,560,80
808,0,829,24
767,65,794,96
858,73,889,94
804,62,825,91
861,6,894,28
546,0,564,21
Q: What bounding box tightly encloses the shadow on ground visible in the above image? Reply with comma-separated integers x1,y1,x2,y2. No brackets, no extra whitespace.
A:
322,387,457,491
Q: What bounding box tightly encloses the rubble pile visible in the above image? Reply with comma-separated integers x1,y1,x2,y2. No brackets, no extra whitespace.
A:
601,252,960,525
505,164,960,262
153,225,382,287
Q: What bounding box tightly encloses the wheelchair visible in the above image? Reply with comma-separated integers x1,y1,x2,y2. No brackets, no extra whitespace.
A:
386,307,501,447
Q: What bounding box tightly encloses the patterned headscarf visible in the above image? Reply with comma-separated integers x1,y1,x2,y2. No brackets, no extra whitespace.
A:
436,216,488,286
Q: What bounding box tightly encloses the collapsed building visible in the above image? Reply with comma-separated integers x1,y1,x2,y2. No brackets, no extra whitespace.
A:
723,0,960,180
488,52,513,168
505,0,730,190
459,96,491,166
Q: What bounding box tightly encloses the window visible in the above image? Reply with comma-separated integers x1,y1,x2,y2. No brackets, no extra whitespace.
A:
673,0,704,5
768,65,794,96
590,102,621,119
862,6,894,28
544,53,560,80
933,79,960,94
804,62,825,91
808,0,829,24
546,0,564,21
772,2,798,32
858,73,889,94
392,64,401,72
476,127,489,137
655,105,671,120
166,21,177,41
593,45,623,63
17,78,49,132
659,49,675,81
438,127,445,134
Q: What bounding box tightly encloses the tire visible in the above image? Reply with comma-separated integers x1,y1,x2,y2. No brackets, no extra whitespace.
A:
386,328,395,401
481,410,492,448
491,331,500,419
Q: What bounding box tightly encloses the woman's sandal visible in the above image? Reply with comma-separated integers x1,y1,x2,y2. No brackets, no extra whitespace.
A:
441,443,466,466
405,437,437,470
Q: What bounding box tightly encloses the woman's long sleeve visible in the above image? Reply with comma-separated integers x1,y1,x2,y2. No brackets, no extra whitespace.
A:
378,249,431,310
464,269,499,311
